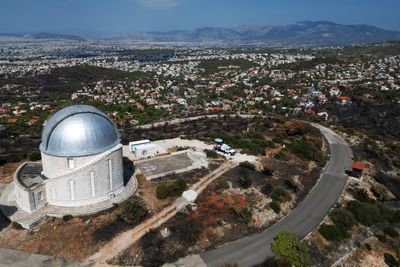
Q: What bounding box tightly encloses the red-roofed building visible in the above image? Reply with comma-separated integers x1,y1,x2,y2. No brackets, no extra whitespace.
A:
337,96,351,105
351,161,366,179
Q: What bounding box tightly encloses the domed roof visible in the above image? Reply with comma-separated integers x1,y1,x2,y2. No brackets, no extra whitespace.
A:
40,105,121,157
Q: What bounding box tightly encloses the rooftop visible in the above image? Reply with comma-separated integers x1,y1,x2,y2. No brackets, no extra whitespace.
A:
352,161,366,171
17,162,44,189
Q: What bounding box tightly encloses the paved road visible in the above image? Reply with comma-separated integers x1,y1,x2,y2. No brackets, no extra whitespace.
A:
200,123,353,267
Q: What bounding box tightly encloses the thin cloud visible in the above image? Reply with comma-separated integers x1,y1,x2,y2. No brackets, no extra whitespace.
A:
135,0,182,9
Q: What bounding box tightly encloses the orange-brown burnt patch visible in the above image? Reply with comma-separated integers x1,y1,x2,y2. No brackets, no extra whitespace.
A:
190,192,246,228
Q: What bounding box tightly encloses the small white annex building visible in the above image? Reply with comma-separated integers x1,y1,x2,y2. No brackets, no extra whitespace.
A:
129,139,159,160
14,105,126,212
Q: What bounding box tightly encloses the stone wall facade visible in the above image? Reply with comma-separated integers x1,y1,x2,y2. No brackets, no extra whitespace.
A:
14,163,47,213
44,144,124,207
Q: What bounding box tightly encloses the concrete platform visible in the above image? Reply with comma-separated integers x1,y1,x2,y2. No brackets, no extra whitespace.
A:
135,150,208,180
0,174,138,230
0,247,90,267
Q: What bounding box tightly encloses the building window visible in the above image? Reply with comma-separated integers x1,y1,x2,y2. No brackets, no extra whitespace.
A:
36,191,44,202
69,180,75,200
50,186,56,199
67,158,75,169
108,159,113,190
90,171,96,197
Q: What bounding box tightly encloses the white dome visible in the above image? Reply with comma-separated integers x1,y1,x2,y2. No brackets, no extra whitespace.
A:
40,105,120,157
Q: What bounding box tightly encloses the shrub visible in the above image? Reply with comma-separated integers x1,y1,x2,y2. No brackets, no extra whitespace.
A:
239,161,256,170
11,221,23,230
117,197,148,226
270,201,281,214
205,149,219,159
329,208,355,231
271,188,290,203
156,184,169,200
376,233,387,243
345,201,383,226
172,219,202,244
140,230,163,249
28,151,41,161
258,258,292,267
62,214,73,222
168,179,187,197
349,187,374,203
156,179,187,199
371,183,391,201
176,146,190,151
283,120,309,136
261,167,274,176
365,243,372,250
238,175,252,189
233,207,253,224
215,180,230,192
384,226,399,238
93,220,123,242
284,179,298,193
261,184,274,195
319,224,348,242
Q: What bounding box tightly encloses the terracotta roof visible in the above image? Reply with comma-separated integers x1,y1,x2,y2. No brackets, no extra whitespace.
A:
338,96,351,101
352,162,366,170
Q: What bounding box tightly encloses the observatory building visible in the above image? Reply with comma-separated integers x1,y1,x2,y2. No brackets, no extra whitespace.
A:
13,105,127,213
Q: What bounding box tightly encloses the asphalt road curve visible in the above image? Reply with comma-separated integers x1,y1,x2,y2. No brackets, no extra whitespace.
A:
200,123,353,267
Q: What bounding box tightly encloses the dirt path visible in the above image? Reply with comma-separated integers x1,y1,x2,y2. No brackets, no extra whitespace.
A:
87,162,237,265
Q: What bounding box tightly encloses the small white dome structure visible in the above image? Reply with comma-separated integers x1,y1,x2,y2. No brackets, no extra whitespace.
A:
14,105,126,212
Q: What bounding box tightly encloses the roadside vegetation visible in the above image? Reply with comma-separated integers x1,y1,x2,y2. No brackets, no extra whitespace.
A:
271,231,311,267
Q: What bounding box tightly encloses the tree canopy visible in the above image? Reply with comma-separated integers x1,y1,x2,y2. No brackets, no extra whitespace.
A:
271,231,311,267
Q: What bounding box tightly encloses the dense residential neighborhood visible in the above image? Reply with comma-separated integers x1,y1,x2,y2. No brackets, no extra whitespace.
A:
1,41,399,131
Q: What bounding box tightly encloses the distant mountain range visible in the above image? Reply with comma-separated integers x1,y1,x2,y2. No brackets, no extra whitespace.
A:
1,21,400,46
0,32,85,42
139,21,400,46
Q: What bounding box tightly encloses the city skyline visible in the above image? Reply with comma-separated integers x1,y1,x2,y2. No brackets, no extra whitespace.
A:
1,0,400,36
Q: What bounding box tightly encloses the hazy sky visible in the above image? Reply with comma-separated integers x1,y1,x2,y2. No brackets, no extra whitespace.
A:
1,0,400,36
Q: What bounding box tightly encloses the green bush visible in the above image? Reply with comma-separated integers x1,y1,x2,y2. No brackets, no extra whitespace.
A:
271,188,290,203
284,179,298,193
375,233,387,243
156,185,169,200
233,207,253,224
383,226,399,238
117,197,149,226
238,173,252,189
205,149,219,159
270,201,281,214
239,161,256,170
155,179,187,200
261,167,274,176
271,231,311,267
329,208,355,231
345,201,384,226
349,187,374,203
169,179,187,197
319,224,348,242
371,183,391,201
